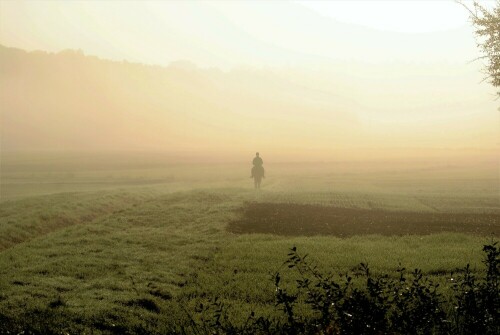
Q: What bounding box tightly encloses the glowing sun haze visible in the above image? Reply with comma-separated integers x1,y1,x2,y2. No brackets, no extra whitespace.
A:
0,0,498,162
297,1,474,33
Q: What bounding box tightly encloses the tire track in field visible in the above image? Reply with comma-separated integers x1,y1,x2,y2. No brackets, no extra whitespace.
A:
0,191,153,251
414,197,441,212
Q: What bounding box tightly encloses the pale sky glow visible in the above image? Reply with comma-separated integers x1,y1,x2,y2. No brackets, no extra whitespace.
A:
0,0,487,68
296,1,477,33
0,0,498,159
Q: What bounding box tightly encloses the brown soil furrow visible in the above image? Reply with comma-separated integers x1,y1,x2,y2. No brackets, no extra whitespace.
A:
228,202,500,237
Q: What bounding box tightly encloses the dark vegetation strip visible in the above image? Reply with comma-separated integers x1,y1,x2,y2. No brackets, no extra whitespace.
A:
228,202,500,237
1,177,173,186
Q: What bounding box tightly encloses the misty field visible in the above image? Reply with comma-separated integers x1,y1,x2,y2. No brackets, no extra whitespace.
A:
0,154,498,332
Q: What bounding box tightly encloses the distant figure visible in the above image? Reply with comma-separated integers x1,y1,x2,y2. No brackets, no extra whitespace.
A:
251,152,265,189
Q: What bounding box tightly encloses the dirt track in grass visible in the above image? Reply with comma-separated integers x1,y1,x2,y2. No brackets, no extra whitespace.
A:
228,203,500,237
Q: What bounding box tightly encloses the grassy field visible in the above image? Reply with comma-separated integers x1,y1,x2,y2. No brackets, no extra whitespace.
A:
0,153,498,332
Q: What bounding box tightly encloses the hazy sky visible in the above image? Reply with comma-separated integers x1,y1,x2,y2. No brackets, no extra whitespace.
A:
0,1,498,160
0,0,491,68
297,1,477,33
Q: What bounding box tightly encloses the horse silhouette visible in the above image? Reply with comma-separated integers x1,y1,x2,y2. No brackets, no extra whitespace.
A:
251,165,265,189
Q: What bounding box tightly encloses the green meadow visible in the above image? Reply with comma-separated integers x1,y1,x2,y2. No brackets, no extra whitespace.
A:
0,153,498,332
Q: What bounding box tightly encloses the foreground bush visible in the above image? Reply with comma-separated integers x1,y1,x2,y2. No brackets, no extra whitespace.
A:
189,243,499,335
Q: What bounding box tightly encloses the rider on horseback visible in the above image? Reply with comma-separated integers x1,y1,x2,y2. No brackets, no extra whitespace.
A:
251,152,265,179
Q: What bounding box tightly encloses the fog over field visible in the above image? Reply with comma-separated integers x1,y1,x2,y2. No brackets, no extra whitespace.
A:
0,1,499,333
1,44,498,162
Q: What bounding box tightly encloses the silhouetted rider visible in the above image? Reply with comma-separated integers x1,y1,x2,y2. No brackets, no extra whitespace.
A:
253,152,263,167
251,152,265,179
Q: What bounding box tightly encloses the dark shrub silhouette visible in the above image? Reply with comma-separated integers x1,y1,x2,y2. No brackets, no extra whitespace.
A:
188,243,499,335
